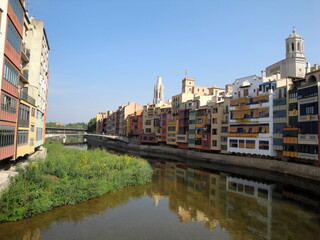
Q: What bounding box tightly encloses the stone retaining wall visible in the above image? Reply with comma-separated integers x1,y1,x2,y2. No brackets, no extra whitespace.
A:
87,135,320,182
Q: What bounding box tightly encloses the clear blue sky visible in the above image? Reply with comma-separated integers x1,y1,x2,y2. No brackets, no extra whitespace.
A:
28,0,320,123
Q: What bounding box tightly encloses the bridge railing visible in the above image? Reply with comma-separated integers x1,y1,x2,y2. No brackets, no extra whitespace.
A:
45,127,87,135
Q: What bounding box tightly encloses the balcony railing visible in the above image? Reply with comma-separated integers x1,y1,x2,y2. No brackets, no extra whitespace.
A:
18,119,29,128
20,70,29,82
21,42,31,62
19,88,36,106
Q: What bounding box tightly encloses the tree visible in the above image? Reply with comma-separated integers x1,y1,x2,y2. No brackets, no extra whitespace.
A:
87,118,97,133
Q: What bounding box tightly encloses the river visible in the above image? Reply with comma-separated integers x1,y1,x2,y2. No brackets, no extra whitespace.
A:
0,144,319,240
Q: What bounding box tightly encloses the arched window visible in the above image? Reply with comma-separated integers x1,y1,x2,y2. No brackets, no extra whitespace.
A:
308,75,317,84
291,42,294,51
297,42,300,51
286,44,289,53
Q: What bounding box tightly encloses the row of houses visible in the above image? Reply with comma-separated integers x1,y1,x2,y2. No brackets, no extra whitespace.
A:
97,29,319,163
0,0,49,161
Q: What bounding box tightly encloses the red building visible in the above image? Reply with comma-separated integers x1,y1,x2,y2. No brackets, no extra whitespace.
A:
0,0,24,160
177,109,189,149
128,110,143,136
202,125,211,151
160,107,171,143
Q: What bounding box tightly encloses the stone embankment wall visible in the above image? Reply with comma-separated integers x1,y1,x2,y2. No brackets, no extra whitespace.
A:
87,135,320,182
0,147,47,194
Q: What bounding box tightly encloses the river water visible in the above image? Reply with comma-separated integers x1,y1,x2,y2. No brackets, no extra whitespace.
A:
0,145,319,240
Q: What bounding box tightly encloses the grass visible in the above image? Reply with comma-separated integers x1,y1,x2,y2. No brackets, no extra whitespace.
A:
0,141,152,222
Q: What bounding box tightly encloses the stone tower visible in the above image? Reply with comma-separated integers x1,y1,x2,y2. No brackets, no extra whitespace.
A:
265,28,306,78
286,28,305,59
182,77,195,93
153,76,164,104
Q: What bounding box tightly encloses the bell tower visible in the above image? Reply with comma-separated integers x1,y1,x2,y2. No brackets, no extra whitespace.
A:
286,28,305,59
153,76,164,104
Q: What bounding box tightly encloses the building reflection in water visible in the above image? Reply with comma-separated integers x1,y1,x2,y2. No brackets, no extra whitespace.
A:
149,160,320,240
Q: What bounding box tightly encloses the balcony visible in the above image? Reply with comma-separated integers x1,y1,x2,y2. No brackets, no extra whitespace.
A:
19,88,36,106
283,151,298,158
298,152,318,161
21,42,31,62
177,134,188,143
20,70,29,83
298,114,319,122
298,134,318,145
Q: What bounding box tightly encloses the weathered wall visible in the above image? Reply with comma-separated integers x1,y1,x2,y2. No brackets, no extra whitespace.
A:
87,135,320,182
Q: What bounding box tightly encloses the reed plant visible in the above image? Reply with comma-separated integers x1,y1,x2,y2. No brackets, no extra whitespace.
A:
0,141,152,222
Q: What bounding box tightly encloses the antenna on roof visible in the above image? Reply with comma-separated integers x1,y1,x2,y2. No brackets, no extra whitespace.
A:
185,69,188,78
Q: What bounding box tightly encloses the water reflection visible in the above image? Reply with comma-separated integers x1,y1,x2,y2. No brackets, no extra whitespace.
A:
64,143,88,150
0,160,319,240
147,161,320,240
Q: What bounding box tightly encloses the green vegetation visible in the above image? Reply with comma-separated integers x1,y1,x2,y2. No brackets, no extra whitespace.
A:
46,122,87,129
87,117,96,133
0,141,152,222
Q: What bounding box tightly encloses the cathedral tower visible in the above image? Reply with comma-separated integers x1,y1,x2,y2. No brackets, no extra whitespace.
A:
286,28,305,59
153,76,164,104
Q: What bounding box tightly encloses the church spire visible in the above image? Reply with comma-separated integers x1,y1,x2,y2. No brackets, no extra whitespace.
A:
153,76,164,104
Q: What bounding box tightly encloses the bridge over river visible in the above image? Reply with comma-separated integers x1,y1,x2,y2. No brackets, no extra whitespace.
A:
45,127,87,144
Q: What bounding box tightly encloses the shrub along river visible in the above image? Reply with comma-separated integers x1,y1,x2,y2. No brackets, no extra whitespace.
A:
0,143,319,240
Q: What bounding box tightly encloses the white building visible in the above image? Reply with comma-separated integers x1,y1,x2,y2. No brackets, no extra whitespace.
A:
228,75,276,156
25,19,50,148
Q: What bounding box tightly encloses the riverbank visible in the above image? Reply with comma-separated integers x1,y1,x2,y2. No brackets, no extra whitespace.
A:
87,134,320,182
0,141,152,222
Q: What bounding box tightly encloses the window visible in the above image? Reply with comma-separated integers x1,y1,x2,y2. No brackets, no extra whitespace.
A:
239,140,245,148
7,19,21,53
31,108,35,117
259,140,269,150
31,125,34,132
146,128,151,133
168,126,176,131
246,140,255,149
145,120,151,125
212,129,218,135
9,0,23,23
298,86,318,99
36,128,43,141
18,103,30,127
229,139,238,148
0,125,15,147
244,89,249,96
3,59,18,87
17,130,28,145
212,140,217,147
212,118,217,124
291,42,294,51
1,94,17,113
221,137,227,142
300,103,318,116
245,185,254,195
221,127,228,133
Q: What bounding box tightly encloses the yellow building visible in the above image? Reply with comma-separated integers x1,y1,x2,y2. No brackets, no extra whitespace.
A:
195,107,208,149
16,97,36,158
166,120,178,145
